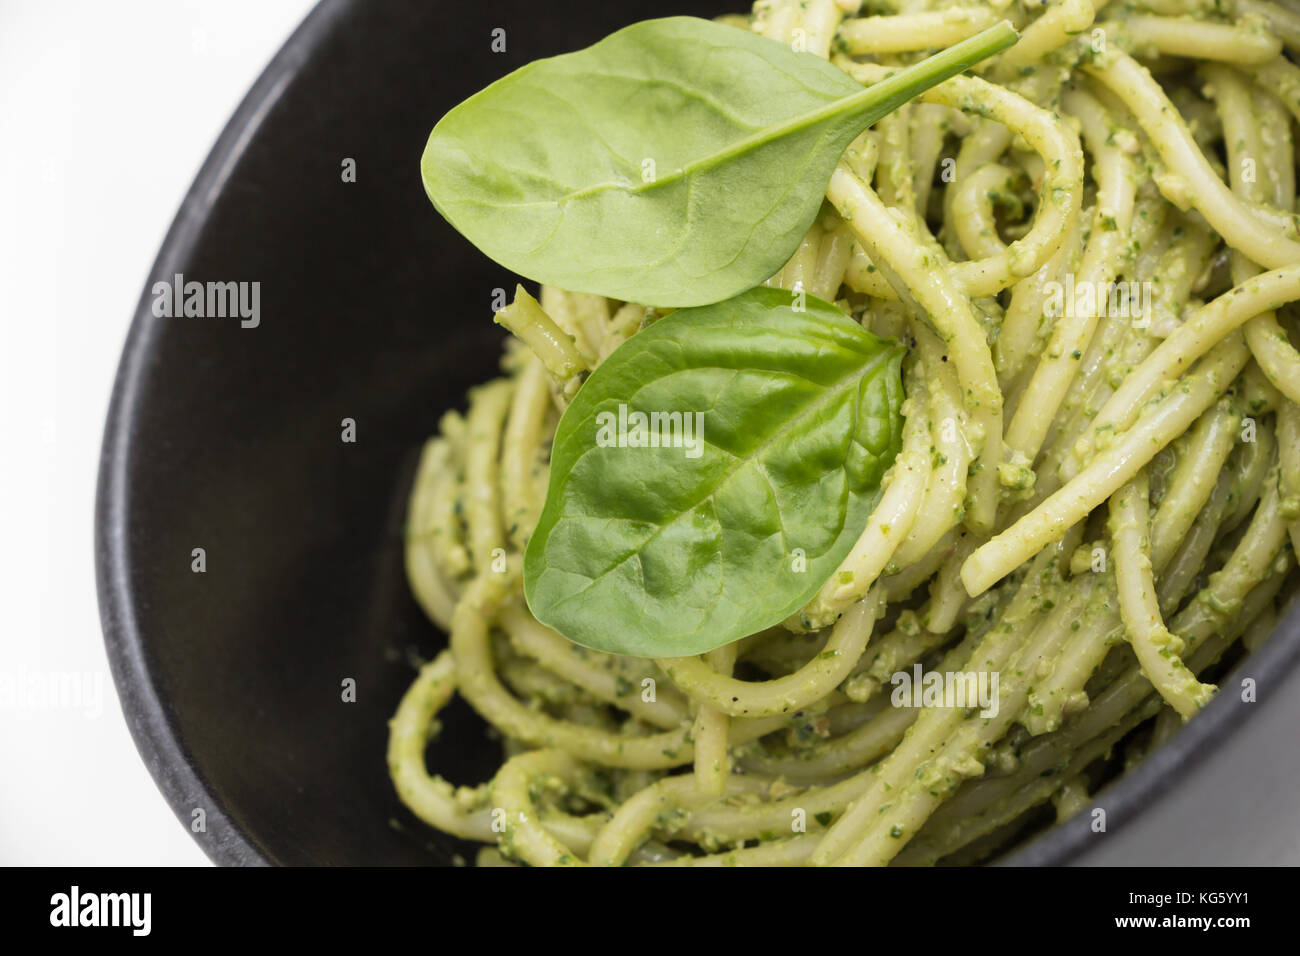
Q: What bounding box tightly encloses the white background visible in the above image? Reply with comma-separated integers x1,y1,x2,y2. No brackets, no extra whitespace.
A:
0,0,317,865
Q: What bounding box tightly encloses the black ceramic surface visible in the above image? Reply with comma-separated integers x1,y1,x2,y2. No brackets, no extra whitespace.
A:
97,0,1300,866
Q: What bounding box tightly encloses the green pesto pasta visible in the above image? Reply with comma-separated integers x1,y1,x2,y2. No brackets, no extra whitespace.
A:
392,0,1300,867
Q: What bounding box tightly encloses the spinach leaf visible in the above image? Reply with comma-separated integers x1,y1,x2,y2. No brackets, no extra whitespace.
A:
422,17,1017,307
523,287,905,657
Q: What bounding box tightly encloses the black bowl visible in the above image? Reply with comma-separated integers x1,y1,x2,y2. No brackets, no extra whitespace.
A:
97,0,1300,866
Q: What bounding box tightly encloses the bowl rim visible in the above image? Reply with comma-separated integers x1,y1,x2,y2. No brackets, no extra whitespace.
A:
95,0,1300,868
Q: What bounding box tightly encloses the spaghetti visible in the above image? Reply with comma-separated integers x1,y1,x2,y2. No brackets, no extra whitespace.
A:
391,0,1300,866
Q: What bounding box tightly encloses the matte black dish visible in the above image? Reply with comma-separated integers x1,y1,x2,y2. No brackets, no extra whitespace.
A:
97,0,1300,866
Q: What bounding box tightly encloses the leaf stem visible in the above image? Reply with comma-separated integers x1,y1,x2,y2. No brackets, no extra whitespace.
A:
837,21,1019,127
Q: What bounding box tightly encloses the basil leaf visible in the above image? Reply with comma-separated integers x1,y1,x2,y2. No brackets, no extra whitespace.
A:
422,17,1017,307
523,287,905,658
